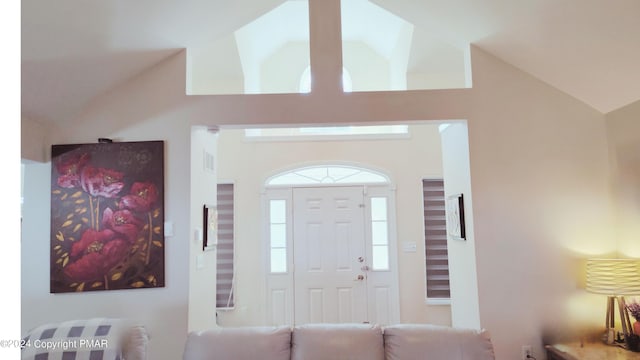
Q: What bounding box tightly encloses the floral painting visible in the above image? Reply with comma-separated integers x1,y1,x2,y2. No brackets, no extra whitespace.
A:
50,140,165,293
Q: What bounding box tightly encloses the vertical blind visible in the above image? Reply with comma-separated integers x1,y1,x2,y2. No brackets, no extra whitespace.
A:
423,179,451,299
216,183,235,308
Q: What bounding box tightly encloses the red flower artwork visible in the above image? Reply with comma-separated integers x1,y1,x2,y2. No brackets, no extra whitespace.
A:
102,207,143,243
80,166,125,198
54,153,90,188
120,182,159,213
50,141,164,293
64,229,130,283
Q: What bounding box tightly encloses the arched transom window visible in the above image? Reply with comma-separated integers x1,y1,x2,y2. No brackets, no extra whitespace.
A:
267,165,389,186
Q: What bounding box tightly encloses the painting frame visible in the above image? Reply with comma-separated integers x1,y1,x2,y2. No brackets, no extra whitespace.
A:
50,140,165,293
203,204,217,250
446,193,466,241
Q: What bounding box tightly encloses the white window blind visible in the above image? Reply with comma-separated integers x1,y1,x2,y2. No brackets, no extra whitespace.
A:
423,179,450,299
216,183,234,308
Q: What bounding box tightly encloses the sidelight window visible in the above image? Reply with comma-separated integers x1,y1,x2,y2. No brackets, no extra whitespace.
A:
269,199,288,273
370,197,389,271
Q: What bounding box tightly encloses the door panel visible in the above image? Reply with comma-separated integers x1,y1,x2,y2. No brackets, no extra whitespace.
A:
293,186,367,324
306,223,322,270
373,286,391,325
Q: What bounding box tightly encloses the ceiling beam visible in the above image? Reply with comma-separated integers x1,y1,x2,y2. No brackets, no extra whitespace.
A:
189,88,471,126
309,0,343,95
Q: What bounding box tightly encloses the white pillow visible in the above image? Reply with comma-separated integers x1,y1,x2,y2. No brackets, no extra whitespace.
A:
21,318,142,360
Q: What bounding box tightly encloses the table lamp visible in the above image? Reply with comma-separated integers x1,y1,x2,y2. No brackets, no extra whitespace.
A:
586,258,640,347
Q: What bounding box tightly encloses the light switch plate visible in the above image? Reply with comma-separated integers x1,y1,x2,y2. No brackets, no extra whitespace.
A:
403,241,417,253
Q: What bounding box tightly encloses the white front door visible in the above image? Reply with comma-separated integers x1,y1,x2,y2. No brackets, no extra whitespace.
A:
265,184,399,326
293,186,368,324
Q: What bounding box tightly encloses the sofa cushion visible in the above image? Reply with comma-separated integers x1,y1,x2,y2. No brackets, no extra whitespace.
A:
383,324,495,360
291,323,384,360
182,326,291,360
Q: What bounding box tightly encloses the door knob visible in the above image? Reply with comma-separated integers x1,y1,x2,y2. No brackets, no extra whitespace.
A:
357,257,364,263
354,274,364,281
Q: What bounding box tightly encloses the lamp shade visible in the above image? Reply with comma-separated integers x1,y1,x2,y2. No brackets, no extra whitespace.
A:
586,259,640,295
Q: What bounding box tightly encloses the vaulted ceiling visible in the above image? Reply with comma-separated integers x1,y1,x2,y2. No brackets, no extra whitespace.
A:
22,0,640,127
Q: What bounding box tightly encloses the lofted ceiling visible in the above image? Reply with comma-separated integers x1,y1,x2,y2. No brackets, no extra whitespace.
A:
21,0,640,127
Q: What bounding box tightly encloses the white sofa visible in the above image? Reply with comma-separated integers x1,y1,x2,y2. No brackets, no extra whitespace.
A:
183,323,495,360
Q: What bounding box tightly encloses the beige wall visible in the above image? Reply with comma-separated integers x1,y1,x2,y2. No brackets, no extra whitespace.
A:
215,124,452,326
606,100,640,258
21,115,49,162
468,46,613,357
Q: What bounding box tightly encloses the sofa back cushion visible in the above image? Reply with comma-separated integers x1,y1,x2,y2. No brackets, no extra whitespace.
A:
291,323,384,360
183,326,291,360
383,324,495,360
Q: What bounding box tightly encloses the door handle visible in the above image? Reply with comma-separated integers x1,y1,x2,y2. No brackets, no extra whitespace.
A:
354,274,364,281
